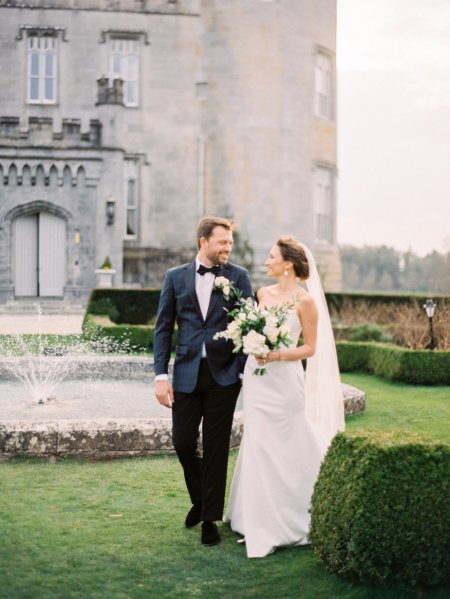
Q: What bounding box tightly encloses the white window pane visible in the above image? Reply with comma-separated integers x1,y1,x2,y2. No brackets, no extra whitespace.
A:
45,52,54,77
127,55,138,80
126,82,137,105
45,78,54,101
127,180,136,207
30,77,39,100
112,54,121,75
30,52,40,76
127,209,137,236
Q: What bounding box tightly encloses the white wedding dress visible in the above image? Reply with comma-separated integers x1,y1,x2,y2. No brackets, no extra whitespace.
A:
224,309,329,558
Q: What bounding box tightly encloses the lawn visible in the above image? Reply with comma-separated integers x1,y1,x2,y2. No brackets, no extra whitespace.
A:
342,373,450,443
0,374,448,599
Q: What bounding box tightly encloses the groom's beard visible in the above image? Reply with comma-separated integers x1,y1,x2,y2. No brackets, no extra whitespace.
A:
207,252,230,266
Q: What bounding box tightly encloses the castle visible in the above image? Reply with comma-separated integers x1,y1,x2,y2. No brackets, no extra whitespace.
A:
0,0,340,304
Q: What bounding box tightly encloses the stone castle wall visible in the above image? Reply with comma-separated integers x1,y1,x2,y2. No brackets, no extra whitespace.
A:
0,0,341,299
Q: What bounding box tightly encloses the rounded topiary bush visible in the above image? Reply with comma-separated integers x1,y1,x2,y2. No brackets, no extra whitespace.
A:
309,431,450,587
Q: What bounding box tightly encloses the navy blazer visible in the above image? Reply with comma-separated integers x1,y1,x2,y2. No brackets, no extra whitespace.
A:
154,260,254,393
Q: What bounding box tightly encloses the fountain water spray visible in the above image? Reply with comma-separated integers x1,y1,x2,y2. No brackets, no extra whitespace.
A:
0,305,138,404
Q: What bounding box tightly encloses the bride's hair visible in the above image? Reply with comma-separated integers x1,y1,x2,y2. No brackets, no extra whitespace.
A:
276,237,310,280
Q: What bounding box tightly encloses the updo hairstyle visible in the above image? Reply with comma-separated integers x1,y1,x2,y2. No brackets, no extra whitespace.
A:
276,237,309,280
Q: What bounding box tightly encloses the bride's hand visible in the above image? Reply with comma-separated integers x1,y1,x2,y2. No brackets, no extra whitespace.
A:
255,351,280,365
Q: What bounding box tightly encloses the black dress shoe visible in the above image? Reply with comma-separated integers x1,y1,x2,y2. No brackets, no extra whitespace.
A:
185,503,202,528
201,521,221,546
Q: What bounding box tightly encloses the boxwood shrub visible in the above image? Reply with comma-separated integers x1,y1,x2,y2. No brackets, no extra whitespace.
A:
309,430,450,587
336,342,450,385
84,288,162,325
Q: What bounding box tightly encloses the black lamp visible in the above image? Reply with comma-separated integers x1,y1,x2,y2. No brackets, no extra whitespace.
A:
422,299,437,350
106,197,116,225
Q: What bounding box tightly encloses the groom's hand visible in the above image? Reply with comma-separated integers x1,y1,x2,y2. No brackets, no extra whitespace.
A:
155,380,174,408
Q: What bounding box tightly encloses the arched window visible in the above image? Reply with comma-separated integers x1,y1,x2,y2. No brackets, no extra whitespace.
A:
27,35,57,104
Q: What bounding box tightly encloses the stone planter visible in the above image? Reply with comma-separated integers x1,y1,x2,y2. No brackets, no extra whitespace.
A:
94,268,116,288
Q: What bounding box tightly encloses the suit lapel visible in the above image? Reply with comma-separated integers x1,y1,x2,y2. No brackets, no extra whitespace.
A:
205,263,230,321
184,260,203,320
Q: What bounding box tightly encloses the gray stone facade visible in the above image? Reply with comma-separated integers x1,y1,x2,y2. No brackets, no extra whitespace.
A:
0,0,341,304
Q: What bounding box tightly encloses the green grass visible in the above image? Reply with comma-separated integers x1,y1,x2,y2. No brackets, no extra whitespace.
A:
0,374,449,599
342,373,450,443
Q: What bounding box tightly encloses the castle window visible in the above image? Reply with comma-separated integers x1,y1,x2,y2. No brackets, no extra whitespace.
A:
314,52,332,119
110,39,139,107
126,178,138,238
27,35,57,104
314,166,333,244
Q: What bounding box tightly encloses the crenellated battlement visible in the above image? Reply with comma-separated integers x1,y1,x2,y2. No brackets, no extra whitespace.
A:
0,117,102,148
0,0,199,15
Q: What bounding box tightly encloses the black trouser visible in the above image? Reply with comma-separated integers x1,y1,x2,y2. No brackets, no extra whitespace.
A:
172,359,241,522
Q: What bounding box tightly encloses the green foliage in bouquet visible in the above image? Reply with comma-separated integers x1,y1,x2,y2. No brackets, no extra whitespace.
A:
309,430,450,587
214,285,294,375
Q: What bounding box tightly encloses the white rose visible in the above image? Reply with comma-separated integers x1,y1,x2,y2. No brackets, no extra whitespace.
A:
242,330,269,357
263,324,279,344
279,324,290,337
215,276,229,287
227,320,242,341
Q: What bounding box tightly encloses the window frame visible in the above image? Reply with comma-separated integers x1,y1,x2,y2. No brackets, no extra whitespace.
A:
109,37,140,108
314,50,333,120
313,165,335,245
123,159,140,240
27,34,58,105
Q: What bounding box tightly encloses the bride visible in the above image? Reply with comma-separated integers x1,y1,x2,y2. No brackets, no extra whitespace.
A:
224,237,345,558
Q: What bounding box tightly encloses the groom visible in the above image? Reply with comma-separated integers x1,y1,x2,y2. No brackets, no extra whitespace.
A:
154,216,253,546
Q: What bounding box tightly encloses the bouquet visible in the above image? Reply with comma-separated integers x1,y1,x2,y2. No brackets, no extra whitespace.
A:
213,279,295,375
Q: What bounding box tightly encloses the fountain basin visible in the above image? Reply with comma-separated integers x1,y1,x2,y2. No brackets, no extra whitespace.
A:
0,357,365,460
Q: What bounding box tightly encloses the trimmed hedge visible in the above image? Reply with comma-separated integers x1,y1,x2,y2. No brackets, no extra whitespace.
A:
82,315,176,352
309,430,450,587
84,289,449,328
84,288,162,325
347,323,392,343
336,342,450,385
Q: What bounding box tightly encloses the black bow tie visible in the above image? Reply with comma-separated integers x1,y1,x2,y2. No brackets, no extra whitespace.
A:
197,264,220,276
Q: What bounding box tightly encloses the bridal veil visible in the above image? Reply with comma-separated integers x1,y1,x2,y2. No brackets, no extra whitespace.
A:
301,244,345,444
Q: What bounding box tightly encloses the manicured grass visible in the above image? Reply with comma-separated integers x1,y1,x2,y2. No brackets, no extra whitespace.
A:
0,374,448,598
342,373,450,443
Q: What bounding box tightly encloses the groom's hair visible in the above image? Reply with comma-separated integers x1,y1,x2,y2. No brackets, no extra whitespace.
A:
197,216,233,248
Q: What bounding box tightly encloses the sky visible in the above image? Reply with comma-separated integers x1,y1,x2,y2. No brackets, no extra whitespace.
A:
336,0,450,256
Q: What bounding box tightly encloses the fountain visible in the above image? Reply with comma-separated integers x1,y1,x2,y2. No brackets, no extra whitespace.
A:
0,309,365,460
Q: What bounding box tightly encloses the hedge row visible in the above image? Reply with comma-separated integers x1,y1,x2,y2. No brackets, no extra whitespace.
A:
336,342,450,385
85,289,449,327
84,288,161,325
310,430,450,587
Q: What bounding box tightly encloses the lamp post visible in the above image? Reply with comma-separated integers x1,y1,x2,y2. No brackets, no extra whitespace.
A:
423,299,437,350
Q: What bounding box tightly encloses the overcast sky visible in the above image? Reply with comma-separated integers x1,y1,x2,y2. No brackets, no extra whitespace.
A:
336,0,450,255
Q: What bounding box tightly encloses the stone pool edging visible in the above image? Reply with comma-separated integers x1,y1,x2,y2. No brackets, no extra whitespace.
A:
0,357,365,460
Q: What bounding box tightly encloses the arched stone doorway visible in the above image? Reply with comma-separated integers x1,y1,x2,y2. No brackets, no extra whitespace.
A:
13,211,66,297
